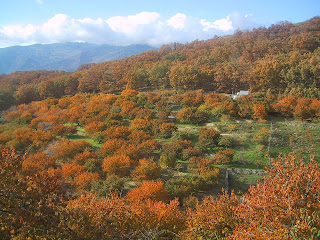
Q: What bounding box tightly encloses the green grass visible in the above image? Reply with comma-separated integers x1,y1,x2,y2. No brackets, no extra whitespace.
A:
154,138,173,143
210,121,236,125
174,123,201,128
64,123,86,132
206,118,320,167
212,162,265,170
176,159,187,164
63,123,102,148
65,133,102,148
65,134,87,141
76,126,86,133
86,139,102,148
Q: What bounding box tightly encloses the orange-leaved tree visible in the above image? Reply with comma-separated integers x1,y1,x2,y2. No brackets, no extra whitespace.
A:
22,152,55,173
126,180,170,202
213,149,235,165
51,124,77,136
0,148,68,239
53,139,91,162
252,104,267,120
182,189,239,239
233,154,320,239
131,158,161,181
197,127,220,151
102,154,131,177
64,193,185,239
73,151,97,165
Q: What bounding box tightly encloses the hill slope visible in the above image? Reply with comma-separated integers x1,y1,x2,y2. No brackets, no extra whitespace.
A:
0,17,319,106
0,42,155,73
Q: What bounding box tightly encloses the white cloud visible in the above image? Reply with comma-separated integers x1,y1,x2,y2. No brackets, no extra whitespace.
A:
36,0,44,4
1,24,37,38
167,13,187,29
200,16,233,31
41,14,69,36
106,12,160,33
0,12,256,48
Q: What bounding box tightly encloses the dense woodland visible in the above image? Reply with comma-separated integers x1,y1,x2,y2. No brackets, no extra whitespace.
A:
0,17,320,239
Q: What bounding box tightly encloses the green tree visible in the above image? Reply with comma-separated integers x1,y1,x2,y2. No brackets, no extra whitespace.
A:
0,91,15,110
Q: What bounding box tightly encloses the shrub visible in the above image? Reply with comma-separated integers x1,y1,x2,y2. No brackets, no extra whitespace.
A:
253,127,269,145
166,174,217,200
102,154,131,177
131,159,161,181
84,158,102,173
218,135,235,148
52,125,77,136
126,180,169,202
187,156,212,173
91,176,126,197
213,149,235,165
197,127,220,150
159,140,192,168
171,128,194,141
159,152,177,168
182,147,202,161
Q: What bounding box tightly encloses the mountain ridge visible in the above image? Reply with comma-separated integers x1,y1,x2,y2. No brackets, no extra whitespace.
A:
0,42,155,74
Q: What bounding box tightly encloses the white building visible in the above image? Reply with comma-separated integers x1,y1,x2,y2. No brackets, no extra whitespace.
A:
232,90,249,99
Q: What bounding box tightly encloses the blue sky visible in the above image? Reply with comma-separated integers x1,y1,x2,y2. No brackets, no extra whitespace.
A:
0,0,319,47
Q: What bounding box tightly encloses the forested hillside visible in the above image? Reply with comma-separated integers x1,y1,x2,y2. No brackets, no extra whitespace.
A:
0,17,320,109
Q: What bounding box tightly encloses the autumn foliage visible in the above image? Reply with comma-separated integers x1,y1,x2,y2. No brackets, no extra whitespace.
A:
0,149,68,239
126,180,170,202
213,149,235,165
53,139,91,162
22,152,55,173
182,190,239,239
65,194,185,239
102,154,131,177
131,158,161,181
0,16,320,239
51,124,77,136
1,119,320,239
233,154,320,239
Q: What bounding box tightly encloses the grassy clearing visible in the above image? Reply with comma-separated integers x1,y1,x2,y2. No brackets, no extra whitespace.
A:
63,123,102,148
174,123,201,128
163,119,318,163
212,119,319,164
212,162,265,170
65,133,102,148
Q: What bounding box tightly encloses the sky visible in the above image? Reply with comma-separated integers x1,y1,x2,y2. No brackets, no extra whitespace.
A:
0,0,319,48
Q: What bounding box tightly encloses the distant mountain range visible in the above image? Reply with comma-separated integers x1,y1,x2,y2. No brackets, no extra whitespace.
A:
0,42,155,74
